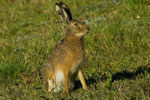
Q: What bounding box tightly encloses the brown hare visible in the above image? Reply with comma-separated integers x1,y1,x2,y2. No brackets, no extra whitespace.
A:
43,2,89,94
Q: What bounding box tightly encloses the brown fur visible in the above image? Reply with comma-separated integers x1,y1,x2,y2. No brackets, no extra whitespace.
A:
42,2,89,94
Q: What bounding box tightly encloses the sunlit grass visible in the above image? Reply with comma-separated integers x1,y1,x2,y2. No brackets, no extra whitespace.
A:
0,0,150,99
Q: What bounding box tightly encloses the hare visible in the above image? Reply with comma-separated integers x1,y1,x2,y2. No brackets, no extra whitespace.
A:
43,2,89,94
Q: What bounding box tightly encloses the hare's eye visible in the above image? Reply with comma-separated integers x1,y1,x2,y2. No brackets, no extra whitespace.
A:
73,22,78,27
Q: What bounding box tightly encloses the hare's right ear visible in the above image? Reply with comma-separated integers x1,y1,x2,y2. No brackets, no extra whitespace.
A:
55,2,72,22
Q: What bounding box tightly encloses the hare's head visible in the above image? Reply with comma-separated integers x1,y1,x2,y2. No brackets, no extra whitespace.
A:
67,20,89,36
55,2,90,37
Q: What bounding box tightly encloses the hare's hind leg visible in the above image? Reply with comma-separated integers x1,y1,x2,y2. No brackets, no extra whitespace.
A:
47,79,54,92
78,69,88,90
43,67,55,92
44,78,49,91
44,77,54,92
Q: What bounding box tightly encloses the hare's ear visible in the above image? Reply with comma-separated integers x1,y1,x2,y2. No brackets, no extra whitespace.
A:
55,2,72,22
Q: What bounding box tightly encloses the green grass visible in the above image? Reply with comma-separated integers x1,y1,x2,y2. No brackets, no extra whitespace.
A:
0,0,150,99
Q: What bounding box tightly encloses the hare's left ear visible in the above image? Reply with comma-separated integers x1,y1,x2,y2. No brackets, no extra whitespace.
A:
55,2,72,22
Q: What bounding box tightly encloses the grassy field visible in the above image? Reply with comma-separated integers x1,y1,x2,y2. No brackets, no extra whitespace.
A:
0,0,150,99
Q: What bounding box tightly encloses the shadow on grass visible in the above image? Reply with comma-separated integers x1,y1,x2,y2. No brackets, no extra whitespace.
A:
74,64,150,90
112,65,150,82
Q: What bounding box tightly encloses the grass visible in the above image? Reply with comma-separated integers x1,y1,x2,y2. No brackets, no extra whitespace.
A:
0,0,150,99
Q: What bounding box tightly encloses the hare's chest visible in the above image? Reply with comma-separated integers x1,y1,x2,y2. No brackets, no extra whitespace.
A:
70,59,82,75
